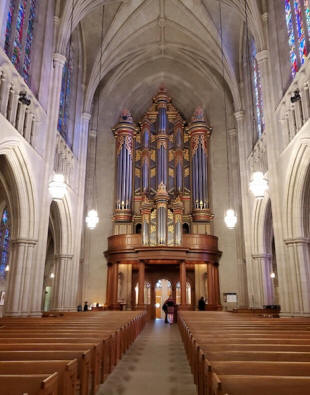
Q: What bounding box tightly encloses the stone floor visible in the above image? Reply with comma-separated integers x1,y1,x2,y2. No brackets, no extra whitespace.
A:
97,320,197,395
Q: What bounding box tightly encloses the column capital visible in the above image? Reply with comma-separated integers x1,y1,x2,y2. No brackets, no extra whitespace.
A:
234,110,245,121
256,49,269,64
81,112,92,121
284,237,310,245
228,128,237,137
11,238,38,246
55,254,74,260
53,53,66,67
252,253,272,260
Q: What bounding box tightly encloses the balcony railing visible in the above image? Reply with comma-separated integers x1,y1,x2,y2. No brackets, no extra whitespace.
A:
0,48,46,153
277,55,310,151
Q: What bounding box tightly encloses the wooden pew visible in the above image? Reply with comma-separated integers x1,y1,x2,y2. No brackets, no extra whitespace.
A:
0,343,101,394
211,373,310,395
0,360,77,395
0,372,58,395
0,350,90,395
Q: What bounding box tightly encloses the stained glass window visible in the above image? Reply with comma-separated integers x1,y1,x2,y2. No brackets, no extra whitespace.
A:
285,0,310,77
251,44,265,139
57,49,73,142
0,209,10,279
4,0,37,85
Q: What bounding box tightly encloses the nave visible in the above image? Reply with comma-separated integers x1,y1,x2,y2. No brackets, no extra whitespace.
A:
98,320,196,395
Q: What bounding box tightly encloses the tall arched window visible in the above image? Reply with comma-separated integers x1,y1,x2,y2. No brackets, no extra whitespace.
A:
58,49,73,142
285,0,310,76
4,0,37,85
0,208,10,279
251,43,264,139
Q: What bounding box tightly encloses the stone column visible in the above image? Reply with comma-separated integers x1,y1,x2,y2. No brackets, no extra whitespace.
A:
284,238,310,315
5,239,37,316
51,254,75,311
227,128,248,307
137,261,145,309
179,261,187,308
194,263,208,308
111,263,119,309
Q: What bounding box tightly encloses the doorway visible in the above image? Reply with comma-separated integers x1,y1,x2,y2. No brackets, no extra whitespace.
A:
155,279,172,319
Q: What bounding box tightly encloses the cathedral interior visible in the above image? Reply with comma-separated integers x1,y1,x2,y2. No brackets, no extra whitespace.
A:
0,0,310,393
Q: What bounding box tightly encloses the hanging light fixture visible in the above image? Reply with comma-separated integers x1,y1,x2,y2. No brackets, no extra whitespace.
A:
249,171,268,198
85,5,104,229
48,173,66,200
270,272,276,279
50,272,55,279
219,0,237,229
86,209,99,229
5,264,9,272
224,209,238,229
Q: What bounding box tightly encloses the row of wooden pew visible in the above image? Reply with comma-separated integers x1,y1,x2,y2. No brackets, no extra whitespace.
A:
0,310,146,394
178,311,310,395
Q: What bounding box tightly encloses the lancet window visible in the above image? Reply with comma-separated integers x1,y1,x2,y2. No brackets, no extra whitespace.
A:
0,208,10,279
251,43,264,139
4,0,37,85
284,0,310,76
58,48,73,142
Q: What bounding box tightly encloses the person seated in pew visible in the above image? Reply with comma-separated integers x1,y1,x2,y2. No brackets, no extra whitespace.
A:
83,301,89,311
198,296,206,311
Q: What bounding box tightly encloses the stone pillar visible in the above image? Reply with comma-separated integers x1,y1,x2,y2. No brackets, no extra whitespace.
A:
111,263,119,309
51,254,75,311
188,107,213,222
5,239,37,316
180,261,187,308
284,238,310,315
227,128,248,307
137,261,145,309
113,110,136,222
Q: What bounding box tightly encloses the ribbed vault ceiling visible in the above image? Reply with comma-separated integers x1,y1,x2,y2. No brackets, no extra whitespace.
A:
55,0,265,123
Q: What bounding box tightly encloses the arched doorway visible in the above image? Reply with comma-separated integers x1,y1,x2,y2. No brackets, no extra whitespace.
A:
155,279,172,319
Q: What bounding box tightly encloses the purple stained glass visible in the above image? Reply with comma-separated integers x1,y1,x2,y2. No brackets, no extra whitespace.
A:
285,0,298,76
305,0,310,32
4,0,15,55
294,0,307,64
0,209,10,279
4,0,37,85
23,0,36,84
58,53,72,141
251,44,265,139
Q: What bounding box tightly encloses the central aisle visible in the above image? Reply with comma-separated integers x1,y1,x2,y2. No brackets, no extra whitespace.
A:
98,319,197,395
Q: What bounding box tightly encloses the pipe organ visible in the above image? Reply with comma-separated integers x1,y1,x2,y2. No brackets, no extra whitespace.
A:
107,87,221,312
112,87,214,241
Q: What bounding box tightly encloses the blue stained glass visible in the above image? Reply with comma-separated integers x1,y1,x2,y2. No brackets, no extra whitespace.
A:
58,52,72,141
294,0,307,64
4,0,15,55
23,0,36,84
305,0,310,32
4,0,37,85
285,0,299,76
252,53,265,138
0,209,10,279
